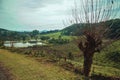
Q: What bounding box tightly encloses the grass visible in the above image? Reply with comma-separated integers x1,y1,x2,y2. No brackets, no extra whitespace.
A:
41,32,61,39
41,32,76,40
68,60,120,77
0,49,77,80
0,39,120,79
93,40,120,69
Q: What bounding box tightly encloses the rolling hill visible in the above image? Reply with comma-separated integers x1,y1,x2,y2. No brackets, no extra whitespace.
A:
0,19,120,40
61,19,120,39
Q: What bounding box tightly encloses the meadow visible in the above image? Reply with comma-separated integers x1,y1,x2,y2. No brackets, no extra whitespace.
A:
0,32,120,80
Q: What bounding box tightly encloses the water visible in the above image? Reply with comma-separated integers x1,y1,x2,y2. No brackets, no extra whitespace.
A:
4,41,44,48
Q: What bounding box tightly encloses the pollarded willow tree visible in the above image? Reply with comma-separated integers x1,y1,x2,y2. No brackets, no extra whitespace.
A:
70,0,120,77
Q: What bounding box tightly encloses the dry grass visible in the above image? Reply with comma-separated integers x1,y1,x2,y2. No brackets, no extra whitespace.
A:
0,49,77,80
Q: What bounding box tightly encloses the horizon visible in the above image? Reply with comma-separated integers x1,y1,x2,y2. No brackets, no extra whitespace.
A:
0,18,120,32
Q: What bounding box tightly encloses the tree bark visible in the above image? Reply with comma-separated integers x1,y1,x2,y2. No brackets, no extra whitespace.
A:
83,52,94,77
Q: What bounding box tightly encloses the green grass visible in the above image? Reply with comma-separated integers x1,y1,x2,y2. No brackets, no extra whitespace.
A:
65,40,120,77
41,32,77,40
0,39,120,79
0,49,77,80
68,60,120,77
41,32,61,39
93,40,120,69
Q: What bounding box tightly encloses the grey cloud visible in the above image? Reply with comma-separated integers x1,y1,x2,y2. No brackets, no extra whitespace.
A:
23,0,64,9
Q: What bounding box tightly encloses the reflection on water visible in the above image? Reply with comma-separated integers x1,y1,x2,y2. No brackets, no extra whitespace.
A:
4,41,43,48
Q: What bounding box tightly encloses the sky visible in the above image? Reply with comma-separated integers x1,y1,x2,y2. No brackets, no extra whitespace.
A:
0,0,120,31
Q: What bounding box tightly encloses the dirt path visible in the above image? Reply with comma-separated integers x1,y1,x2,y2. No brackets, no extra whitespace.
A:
0,63,13,80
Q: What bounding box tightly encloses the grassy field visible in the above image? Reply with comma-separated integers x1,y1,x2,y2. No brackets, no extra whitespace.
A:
42,32,120,69
69,60,120,77
41,32,61,39
0,34,120,80
0,49,78,80
41,32,76,40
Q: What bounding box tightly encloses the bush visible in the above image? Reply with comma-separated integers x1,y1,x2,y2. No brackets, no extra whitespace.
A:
40,36,50,40
0,41,4,47
74,66,83,74
67,52,74,60
48,38,69,44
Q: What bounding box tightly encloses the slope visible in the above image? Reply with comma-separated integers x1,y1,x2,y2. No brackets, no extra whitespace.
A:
0,49,77,80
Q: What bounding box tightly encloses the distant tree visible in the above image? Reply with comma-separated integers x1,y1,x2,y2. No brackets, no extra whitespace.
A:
70,0,119,78
48,38,69,44
40,30,59,34
0,41,4,47
21,35,25,42
58,35,62,39
31,30,39,39
33,30,39,35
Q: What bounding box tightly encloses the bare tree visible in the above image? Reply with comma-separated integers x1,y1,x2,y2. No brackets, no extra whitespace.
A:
70,0,119,78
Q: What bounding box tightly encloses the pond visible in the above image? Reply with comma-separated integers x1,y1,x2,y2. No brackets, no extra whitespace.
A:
4,41,44,48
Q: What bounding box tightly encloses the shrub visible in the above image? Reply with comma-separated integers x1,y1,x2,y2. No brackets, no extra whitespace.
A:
0,41,4,47
48,38,69,44
67,52,74,60
74,66,83,74
40,36,50,40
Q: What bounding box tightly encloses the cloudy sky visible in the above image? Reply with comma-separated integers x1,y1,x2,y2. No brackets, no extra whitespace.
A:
0,0,119,31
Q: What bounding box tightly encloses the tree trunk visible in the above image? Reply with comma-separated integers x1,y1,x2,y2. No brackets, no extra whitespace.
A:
83,52,94,77
10,41,14,48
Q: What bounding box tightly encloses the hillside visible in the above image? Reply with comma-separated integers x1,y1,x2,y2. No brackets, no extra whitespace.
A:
0,28,8,32
0,28,31,41
61,19,120,39
0,40,120,80
61,23,85,36
0,19,119,41
0,22,120,80
0,49,77,80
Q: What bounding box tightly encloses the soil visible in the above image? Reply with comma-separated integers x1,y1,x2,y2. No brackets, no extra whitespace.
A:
0,62,13,80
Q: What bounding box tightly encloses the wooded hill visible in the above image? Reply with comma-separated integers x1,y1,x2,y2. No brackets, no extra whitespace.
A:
61,19,120,39
0,19,120,40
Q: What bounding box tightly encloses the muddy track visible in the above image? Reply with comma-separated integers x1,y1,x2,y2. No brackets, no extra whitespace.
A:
0,62,13,80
